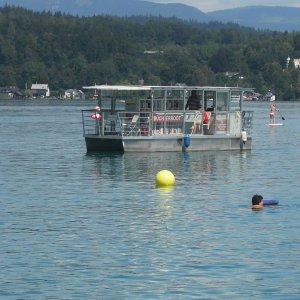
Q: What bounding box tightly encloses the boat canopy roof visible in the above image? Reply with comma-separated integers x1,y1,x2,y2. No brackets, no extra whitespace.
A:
82,85,151,91
82,84,254,93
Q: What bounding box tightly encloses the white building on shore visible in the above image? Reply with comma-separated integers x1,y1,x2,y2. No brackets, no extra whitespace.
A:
31,83,50,97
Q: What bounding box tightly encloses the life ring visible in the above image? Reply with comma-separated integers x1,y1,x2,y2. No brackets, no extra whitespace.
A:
263,199,279,205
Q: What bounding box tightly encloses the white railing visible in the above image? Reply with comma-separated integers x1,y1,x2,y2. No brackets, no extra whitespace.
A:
82,110,254,137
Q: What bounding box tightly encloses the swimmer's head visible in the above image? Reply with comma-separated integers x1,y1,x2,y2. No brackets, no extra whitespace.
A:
252,194,263,209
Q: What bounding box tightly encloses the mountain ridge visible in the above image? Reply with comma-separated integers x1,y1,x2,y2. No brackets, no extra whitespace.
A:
207,5,300,31
1,0,300,31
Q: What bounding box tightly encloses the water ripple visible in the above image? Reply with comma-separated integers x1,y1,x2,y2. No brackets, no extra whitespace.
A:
1,101,300,299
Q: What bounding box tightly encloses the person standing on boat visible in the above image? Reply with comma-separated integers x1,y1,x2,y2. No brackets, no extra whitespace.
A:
185,90,200,110
190,105,203,134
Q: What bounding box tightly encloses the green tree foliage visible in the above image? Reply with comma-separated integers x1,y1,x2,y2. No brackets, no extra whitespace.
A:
0,6,300,99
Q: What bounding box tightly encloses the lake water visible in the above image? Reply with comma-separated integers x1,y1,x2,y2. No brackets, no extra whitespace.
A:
1,100,300,299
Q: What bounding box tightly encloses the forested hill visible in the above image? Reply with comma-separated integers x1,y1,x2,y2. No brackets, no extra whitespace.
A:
1,6,300,100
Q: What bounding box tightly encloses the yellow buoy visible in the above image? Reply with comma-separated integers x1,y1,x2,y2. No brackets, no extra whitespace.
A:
155,170,175,187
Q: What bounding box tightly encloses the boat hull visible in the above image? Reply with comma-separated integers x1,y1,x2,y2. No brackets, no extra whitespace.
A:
84,135,251,153
85,135,124,152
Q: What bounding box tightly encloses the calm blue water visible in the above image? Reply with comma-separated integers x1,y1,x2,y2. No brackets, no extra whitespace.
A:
1,100,300,299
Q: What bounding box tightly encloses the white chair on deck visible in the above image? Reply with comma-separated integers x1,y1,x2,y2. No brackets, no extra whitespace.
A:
127,114,139,135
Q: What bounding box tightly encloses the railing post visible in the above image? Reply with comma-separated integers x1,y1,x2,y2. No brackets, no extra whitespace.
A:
182,112,186,135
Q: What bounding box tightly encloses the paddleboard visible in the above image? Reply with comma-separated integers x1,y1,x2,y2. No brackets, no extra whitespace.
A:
266,123,283,126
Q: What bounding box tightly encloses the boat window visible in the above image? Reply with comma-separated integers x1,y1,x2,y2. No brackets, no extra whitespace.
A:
167,99,183,110
204,91,215,111
230,92,241,111
140,99,151,110
115,100,125,111
153,99,163,111
216,92,228,111
99,99,112,110
166,90,185,110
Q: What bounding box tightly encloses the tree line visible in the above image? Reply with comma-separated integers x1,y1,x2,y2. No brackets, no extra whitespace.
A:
1,6,300,100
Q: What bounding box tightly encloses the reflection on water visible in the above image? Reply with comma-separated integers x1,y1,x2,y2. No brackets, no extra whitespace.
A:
85,151,252,185
155,187,174,221
1,101,300,299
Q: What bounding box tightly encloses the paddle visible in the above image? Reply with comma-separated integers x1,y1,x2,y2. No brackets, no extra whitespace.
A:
277,109,285,120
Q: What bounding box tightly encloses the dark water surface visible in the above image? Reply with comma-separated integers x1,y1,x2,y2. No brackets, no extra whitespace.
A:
1,100,300,299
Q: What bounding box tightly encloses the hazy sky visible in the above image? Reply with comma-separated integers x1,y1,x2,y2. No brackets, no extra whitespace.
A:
151,0,300,12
